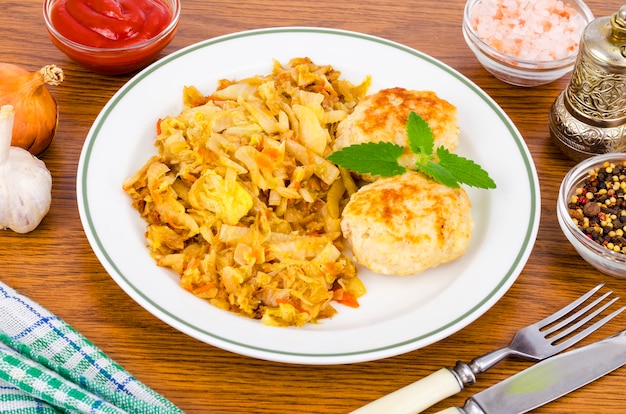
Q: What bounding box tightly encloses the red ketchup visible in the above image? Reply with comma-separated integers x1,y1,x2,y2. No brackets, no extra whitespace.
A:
50,0,172,48
47,0,178,74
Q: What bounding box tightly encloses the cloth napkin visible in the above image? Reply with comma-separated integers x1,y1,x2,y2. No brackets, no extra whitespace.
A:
0,281,184,413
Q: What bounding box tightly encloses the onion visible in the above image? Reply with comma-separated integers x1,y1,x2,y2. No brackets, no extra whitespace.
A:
0,63,64,155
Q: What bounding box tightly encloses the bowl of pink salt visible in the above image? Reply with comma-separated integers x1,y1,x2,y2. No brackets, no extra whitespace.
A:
463,0,594,87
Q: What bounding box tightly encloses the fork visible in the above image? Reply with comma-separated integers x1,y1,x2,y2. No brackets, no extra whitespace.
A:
351,283,625,414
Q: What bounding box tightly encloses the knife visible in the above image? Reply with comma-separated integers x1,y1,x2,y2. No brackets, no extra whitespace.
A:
436,329,626,414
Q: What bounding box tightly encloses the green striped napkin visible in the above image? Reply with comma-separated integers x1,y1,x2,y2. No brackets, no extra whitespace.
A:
0,281,184,413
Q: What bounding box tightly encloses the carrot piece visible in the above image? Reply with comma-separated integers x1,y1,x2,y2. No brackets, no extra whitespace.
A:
193,283,215,294
334,289,359,308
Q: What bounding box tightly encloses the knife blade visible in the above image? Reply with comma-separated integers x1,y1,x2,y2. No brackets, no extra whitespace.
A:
437,329,626,414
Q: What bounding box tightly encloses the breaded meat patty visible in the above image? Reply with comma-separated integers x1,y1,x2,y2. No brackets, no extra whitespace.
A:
334,87,459,155
341,171,474,276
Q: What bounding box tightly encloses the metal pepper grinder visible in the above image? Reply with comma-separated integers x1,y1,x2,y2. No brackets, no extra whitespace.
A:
549,5,626,161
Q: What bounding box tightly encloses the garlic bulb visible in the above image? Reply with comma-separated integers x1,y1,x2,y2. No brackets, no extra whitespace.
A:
0,105,52,233
0,63,64,155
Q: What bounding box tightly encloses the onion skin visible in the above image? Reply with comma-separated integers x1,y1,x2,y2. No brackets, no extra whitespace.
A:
0,63,64,156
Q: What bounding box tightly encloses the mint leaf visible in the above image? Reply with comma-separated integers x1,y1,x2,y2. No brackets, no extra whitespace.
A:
326,110,496,190
417,160,460,188
437,147,496,189
327,142,406,177
406,111,433,155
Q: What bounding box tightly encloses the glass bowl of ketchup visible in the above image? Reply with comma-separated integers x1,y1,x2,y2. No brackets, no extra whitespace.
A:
43,0,180,75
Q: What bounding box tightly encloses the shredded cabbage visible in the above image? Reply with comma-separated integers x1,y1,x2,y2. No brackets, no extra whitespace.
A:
123,58,371,326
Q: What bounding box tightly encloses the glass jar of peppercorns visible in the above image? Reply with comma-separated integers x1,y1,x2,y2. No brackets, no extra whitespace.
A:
558,153,626,278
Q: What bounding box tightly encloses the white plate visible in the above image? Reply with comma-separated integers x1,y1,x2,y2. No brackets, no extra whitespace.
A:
77,27,540,365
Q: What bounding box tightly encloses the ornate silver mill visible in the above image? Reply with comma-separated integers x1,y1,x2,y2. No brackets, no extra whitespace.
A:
550,5,626,161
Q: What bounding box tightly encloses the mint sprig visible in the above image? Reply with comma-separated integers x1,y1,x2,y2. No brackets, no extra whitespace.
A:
328,111,496,189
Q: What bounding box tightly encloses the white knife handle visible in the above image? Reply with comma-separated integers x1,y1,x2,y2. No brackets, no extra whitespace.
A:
351,368,462,414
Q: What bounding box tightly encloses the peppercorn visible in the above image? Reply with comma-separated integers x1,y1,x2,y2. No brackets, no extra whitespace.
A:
568,161,626,255
583,201,601,217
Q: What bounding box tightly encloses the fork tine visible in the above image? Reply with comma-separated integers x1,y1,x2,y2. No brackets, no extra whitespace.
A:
542,291,614,336
548,296,619,341
549,305,626,351
536,283,604,327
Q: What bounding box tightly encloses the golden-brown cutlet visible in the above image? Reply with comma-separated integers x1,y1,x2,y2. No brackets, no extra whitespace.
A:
334,87,459,154
340,171,474,276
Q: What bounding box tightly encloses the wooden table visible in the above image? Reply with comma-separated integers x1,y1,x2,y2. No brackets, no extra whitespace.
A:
2,0,625,412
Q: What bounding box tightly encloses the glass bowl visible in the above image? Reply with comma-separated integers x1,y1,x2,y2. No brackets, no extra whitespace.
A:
462,0,594,87
43,0,180,75
557,153,626,278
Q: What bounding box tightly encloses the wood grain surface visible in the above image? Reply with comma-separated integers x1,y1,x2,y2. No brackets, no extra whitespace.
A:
1,0,625,412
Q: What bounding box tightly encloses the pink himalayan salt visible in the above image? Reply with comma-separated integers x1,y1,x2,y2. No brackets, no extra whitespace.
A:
470,0,587,61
